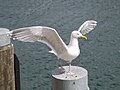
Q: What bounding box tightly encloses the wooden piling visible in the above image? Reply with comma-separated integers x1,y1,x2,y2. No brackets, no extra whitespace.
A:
52,66,89,90
0,28,15,90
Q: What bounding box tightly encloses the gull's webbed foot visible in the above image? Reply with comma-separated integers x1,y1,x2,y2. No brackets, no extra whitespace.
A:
58,66,65,74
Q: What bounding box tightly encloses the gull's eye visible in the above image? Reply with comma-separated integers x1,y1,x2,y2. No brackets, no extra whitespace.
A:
77,33,79,35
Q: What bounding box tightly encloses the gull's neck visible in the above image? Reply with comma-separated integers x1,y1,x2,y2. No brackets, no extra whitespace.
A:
68,35,79,47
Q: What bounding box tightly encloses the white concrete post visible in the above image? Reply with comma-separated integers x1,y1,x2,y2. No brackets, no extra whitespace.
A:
52,66,89,90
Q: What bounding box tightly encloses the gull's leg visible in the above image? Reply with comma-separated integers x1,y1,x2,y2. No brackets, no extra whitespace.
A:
58,57,62,68
59,58,62,67
67,61,74,75
58,58,65,74
68,61,71,73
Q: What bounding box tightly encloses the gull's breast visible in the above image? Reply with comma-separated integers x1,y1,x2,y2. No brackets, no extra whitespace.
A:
59,46,80,61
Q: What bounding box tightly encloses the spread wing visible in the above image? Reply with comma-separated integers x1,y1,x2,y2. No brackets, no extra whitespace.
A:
78,20,97,35
10,26,68,55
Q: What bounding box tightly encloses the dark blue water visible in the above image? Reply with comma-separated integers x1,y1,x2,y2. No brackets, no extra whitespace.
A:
0,0,120,90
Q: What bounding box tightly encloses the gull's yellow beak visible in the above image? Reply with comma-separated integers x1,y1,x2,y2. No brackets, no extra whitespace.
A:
81,35,87,39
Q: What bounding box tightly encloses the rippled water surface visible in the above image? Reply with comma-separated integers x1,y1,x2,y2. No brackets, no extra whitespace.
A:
0,0,120,90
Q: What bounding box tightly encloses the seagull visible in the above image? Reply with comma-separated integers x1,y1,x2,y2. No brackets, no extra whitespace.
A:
8,20,97,74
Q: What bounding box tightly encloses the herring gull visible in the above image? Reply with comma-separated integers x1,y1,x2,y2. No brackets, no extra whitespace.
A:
8,20,97,74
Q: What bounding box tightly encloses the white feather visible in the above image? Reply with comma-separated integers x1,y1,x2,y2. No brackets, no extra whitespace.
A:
78,20,97,35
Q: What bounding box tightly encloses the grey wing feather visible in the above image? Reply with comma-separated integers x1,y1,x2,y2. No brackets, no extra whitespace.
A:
11,28,38,42
78,20,97,35
11,26,68,55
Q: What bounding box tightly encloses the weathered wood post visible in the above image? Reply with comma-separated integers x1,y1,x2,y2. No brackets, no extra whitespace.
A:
0,28,15,90
52,66,89,90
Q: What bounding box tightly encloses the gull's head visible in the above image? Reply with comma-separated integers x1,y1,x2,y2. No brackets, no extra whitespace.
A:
71,31,87,39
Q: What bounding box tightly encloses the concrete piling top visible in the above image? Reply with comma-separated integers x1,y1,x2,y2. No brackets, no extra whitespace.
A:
52,66,89,90
0,28,10,47
52,66,88,80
